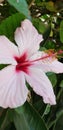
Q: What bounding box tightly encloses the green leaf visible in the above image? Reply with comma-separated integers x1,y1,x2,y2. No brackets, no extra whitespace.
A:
4,123,16,130
60,80,63,88
13,111,29,130
33,98,46,116
33,18,47,34
43,25,51,41
45,1,57,12
60,20,63,43
15,102,47,130
42,104,51,117
47,72,57,87
53,110,63,130
44,39,56,49
0,13,25,41
7,0,31,19
0,109,14,130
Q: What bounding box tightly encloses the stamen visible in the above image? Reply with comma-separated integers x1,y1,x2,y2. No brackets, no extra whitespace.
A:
30,52,57,63
17,52,57,66
15,49,63,73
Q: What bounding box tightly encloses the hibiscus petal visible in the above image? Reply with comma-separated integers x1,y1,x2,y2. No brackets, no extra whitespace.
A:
41,60,63,73
0,36,19,65
15,19,42,57
41,52,63,73
0,65,28,108
25,67,56,105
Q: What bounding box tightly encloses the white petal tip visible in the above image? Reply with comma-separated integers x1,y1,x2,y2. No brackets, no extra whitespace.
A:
43,96,56,105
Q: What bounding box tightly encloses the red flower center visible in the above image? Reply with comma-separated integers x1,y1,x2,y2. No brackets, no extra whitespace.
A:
15,52,32,73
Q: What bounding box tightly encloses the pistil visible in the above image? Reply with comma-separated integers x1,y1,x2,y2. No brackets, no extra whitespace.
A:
15,49,63,73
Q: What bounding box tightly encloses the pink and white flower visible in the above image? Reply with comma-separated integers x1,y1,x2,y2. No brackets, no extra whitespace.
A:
0,19,63,108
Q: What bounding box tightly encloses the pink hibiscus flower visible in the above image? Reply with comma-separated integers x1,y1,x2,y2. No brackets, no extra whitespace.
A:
0,19,63,108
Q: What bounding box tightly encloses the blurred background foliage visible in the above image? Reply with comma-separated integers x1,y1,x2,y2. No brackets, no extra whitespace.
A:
0,0,63,130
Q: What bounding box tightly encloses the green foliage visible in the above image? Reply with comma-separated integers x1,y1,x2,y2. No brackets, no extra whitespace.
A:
45,1,57,12
47,72,57,87
7,0,31,19
60,20,63,43
15,102,47,130
42,104,51,117
53,111,63,130
60,80,63,88
0,13,25,41
33,18,47,34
